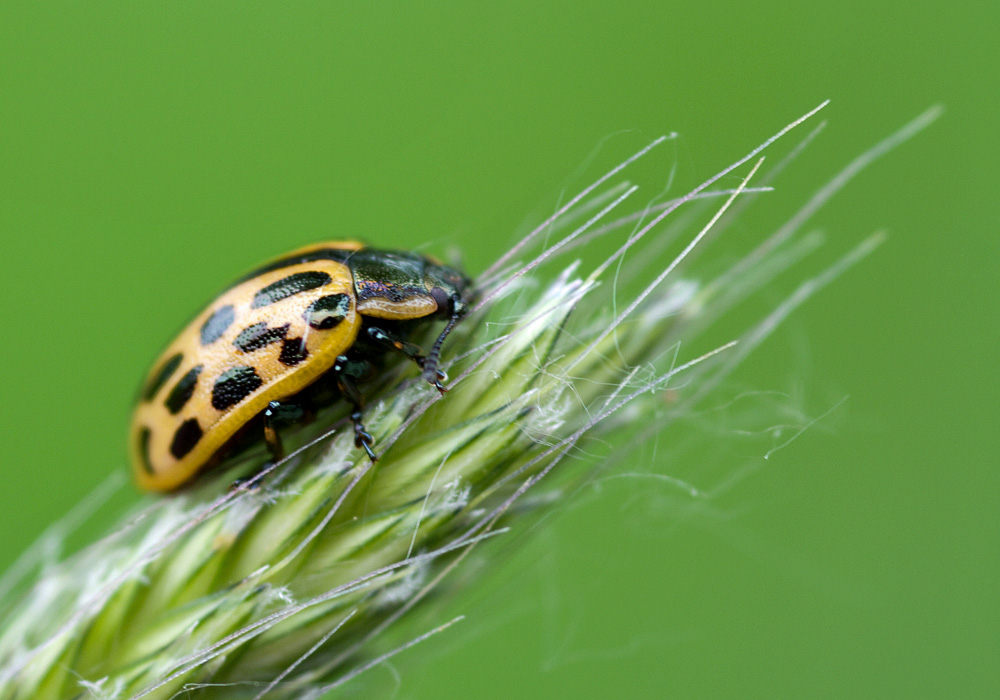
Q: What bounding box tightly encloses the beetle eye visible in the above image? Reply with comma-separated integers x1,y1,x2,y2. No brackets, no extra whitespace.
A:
429,286,452,314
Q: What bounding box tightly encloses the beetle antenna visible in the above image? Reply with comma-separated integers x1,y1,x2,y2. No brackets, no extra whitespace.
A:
422,298,462,384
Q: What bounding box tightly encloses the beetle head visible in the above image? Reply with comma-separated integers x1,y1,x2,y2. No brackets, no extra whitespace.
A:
424,261,474,319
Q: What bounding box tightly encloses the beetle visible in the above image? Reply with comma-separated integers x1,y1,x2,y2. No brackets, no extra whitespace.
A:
131,241,473,492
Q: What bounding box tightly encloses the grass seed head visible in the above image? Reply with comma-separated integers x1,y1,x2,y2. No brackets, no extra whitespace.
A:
0,103,940,700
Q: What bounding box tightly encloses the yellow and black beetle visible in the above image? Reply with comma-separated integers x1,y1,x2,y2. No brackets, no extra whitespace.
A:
131,241,472,492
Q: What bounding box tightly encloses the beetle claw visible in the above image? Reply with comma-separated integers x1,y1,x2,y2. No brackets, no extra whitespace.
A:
361,441,378,462
424,367,448,393
355,432,378,461
230,474,264,492
352,424,378,462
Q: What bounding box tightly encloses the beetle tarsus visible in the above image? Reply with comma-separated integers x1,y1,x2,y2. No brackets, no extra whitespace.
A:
351,409,378,462
336,357,379,462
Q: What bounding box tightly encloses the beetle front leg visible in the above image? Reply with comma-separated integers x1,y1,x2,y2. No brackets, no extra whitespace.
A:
366,326,447,393
333,354,378,462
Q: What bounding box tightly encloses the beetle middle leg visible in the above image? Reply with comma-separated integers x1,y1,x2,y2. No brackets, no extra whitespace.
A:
230,399,308,491
333,354,378,462
366,326,447,393
262,399,309,463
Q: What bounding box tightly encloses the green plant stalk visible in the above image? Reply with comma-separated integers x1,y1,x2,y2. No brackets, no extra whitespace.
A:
0,104,939,700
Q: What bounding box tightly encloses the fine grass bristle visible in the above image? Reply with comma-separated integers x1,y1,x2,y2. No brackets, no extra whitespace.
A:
0,103,940,700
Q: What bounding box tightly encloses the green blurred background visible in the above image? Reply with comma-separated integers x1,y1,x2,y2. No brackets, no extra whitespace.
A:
0,2,996,698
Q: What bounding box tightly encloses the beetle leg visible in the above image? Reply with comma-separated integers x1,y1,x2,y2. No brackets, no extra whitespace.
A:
230,400,307,491
262,400,308,463
333,354,378,462
366,326,447,393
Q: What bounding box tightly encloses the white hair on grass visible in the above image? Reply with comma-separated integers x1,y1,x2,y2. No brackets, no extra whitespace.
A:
77,676,125,700
0,102,941,700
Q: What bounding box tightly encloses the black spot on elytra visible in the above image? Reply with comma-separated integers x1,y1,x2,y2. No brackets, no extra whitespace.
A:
138,427,155,474
233,322,290,353
279,337,309,366
165,365,203,415
251,271,332,309
304,293,351,329
201,305,235,346
212,366,263,410
170,418,203,460
144,352,183,401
